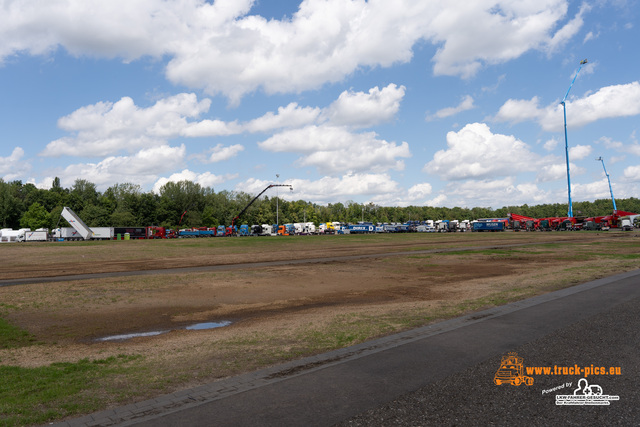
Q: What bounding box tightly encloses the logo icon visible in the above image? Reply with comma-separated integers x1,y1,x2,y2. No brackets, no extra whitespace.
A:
555,378,619,405
494,352,534,386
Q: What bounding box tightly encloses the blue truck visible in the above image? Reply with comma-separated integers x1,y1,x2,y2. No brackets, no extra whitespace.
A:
348,224,375,233
472,221,505,232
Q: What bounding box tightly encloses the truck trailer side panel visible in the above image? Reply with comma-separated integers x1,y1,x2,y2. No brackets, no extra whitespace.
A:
61,207,92,240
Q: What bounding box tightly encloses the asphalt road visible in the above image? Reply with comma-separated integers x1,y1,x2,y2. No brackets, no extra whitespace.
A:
58,268,640,427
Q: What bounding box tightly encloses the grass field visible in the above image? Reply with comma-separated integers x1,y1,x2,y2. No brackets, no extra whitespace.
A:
1,231,639,425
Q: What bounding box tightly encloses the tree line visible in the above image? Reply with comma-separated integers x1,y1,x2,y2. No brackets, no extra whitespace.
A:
1,178,638,231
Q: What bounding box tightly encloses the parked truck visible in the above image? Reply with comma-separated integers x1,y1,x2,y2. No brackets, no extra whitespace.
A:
348,224,375,233
472,221,505,232
90,227,114,240
17,229,49,242
61,207,93,240
53,227,84,241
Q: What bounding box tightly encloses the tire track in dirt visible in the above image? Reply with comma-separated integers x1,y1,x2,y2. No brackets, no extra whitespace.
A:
0,236,613,288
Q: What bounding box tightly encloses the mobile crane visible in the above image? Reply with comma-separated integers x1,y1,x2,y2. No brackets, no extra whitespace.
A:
230,184,293,232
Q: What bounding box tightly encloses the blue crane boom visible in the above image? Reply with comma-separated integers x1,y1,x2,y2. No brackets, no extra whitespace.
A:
560,58,588,218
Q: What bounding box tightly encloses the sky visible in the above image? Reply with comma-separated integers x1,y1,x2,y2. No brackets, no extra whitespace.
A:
1,0,639,210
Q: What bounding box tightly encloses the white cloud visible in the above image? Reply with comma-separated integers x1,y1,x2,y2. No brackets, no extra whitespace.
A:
322,84,405,128
152,169,238,194
571,178,616,201
58,145,186,189
27,177,55,190
495,82,640,132
182,119,243,137
437,178,551,208
238,173,403,205
536,161,583,182
0,147,28,179
546,3,590,53
429,1,575,78
599,135,640,157
258,125,411,175
623,166,640,182
1,1,581,102
583,31,598,43
42,94,211,157
424,123,541,181
494,97,544,123
569,144,592,160
407,183,433,201
246,103,321,133
543,138,559,151
206,144,245,163
426,194,447,207
427,95,474,121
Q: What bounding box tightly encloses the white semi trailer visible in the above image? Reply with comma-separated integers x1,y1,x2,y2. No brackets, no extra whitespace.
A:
60,207,93,240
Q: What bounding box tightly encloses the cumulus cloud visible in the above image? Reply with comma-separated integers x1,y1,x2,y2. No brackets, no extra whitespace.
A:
543,138,560,151
597,136,640,157
438,178,551,208
407,183,433,201
258,125,411,175
494,97,544,124
0,147,28,179
569,144,592,160
238,173,403,205
41,94,211,157
152,169,238,194
623,166,640,182
571,178,617,201
1,1,582,102
495,82,640,132
43,83,406,161
246,103,321,133
427,95,474,121
206,144,245,163
429,1,577,78
58,145,186,189
424,123,541,181
322,84,405,128
425,194,448,207
536,161,584,182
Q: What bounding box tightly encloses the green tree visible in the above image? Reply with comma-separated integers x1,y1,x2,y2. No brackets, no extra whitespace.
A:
0,180,22,228
19,202,50,230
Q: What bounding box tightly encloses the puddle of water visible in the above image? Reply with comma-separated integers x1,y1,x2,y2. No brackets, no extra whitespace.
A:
185,321,232,330
95,320,232,342
95,330,168,342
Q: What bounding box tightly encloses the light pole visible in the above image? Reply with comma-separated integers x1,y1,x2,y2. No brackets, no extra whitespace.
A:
276,174,279,226
560,59,588,218
596,156,617,213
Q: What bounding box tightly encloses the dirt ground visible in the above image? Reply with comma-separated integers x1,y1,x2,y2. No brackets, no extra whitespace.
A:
1,232,639,379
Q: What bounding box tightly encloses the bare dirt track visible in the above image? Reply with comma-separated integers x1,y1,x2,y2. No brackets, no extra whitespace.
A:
1,231,639,391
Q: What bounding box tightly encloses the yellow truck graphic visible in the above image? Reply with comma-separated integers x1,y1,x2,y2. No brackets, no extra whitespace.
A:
494,353,534,386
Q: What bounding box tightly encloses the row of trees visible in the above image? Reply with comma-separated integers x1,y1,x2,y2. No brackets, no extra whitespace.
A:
1,178,638,231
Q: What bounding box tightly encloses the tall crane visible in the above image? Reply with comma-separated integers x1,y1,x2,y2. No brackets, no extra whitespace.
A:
230,184,293,229
560,58,588,218
596,156,617,213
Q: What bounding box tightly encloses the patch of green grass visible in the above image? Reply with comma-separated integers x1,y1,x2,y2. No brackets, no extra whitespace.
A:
0,355,143,427
0,317,38,350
